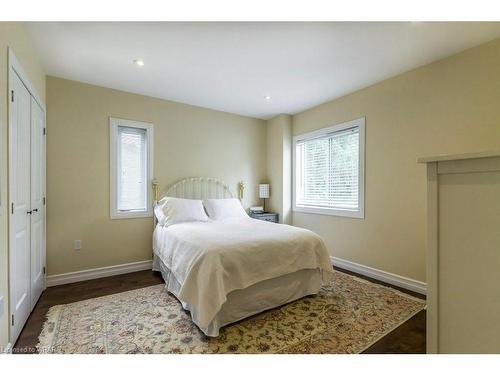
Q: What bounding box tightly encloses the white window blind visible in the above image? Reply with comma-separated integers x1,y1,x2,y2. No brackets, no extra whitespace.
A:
110,118,153,219
294,118,364,218
117,126,147,212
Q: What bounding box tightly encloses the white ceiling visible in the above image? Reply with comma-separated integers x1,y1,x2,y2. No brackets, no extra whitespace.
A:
27,22,500,119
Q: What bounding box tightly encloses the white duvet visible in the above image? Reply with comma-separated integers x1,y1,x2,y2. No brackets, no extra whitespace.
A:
153,217,334,332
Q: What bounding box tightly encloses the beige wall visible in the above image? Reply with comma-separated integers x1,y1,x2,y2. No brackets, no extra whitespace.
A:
0,23,46,347
292,38,500,282
266,114,292,223
46,76,266,276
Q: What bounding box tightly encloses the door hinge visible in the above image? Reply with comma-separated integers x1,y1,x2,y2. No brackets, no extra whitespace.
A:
43,127,46,136
11,314,14,326
11,202,14,214
11,90,14,102
43,266,46,275
43,197,46,205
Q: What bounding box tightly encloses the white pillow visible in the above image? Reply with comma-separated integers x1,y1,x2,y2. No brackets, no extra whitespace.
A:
203,198,248,220
154,198,169,226
155,197,208,227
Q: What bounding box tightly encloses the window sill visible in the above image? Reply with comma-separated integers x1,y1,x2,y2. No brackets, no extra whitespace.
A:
110,211,153,220
293,205,364,219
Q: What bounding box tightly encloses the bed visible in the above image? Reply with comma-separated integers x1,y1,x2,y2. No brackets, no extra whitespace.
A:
152,177,334,337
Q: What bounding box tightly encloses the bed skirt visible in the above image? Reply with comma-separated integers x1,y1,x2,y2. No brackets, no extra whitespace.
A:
152,254,322,337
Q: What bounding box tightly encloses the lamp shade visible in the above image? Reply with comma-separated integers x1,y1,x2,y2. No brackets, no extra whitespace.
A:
259,184,270,199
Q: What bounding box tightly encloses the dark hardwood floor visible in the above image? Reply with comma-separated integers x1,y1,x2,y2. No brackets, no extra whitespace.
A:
13,267,426,354
333,266,426,354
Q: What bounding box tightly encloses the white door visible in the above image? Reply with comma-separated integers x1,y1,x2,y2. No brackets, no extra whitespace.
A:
9,70,32,343
30,97,45,309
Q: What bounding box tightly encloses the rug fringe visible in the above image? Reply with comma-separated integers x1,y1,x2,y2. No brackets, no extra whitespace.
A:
36,304,63,354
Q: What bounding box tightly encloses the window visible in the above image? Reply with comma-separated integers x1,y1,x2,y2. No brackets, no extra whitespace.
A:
293,117,365,218
110,118,154,219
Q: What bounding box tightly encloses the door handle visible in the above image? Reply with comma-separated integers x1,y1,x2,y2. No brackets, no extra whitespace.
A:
27,210,32,215
33,208,38,213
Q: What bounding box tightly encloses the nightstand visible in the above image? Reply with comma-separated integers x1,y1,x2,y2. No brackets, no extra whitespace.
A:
249,212,279,223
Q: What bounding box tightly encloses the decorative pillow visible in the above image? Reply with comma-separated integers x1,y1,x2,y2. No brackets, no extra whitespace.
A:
203,198,248,220
155,197,208,227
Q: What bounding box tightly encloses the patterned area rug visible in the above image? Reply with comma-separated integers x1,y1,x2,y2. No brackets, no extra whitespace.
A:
37,271,425,354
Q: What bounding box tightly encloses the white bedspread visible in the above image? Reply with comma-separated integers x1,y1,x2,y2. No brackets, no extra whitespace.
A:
153,217,334,331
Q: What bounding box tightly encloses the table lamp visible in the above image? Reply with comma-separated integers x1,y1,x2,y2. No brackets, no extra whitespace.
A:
259,184,270,212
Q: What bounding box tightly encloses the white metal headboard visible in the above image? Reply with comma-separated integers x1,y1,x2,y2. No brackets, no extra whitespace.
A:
161,177,234,201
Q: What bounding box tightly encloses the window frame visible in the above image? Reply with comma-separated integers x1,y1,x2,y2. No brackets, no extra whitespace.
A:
292,117,365,219
110,117,154,219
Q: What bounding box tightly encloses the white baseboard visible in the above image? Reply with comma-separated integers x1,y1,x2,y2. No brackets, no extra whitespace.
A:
331,256,427,295
46,260,153,287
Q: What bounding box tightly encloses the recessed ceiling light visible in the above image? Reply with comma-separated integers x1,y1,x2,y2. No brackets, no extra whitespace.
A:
134,59,145,67
264,95,271,101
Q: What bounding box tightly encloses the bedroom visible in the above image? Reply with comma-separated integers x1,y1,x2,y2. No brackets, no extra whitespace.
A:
1,0,500,371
